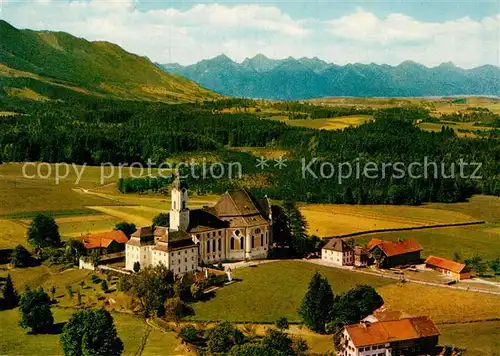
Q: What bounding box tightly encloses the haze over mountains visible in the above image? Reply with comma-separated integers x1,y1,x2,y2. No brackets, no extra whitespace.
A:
0,20,217,103
158,54,500,100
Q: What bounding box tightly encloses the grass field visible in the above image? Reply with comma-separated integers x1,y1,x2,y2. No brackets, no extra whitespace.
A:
300,203,479,237
0,307,185,355
189,261,500,324
188,261,500,351
302,195,500,260
189,261,394,322
357,223,500,260
439,321,500,356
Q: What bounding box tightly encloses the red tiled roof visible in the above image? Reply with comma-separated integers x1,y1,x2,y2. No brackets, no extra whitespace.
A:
425,255,466,274
78,230,128,249
345,316,439,347
368,238,422,257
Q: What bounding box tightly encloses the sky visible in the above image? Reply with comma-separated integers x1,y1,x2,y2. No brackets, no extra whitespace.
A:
1,0,499,68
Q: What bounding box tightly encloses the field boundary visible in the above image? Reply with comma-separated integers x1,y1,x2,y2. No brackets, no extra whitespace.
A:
324,220,486,240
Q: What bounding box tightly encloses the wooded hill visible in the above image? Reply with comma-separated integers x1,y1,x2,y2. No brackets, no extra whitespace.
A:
0,20,218,103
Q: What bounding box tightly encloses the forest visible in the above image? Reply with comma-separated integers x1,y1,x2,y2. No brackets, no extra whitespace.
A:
1,95,499,204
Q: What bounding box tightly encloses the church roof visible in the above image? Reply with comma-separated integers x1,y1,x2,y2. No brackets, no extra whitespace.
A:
214,189,261,217
155,230,196,251
187,209,228,233
211,189,270,227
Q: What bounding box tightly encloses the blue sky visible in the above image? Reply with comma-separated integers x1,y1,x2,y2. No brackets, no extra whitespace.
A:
1,0,499,67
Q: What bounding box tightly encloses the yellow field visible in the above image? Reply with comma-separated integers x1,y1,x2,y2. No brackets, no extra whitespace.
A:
0,219,28,248
379,283,500,323
87,206,165,226
300,203,478,237
268,115,373,130
230,146,292,158
418,122,494,138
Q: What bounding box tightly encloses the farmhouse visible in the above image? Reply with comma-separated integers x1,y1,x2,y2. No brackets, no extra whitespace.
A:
77,230,129,254
125,176,272,275
368,238,422,268
341,316,440,356
425,255,470,280
321,238,354,266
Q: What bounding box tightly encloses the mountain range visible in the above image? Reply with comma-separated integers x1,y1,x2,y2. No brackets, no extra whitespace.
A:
0,20,217,103
158,54,500,100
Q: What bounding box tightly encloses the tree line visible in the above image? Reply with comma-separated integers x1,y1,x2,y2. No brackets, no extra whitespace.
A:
1,98,499,204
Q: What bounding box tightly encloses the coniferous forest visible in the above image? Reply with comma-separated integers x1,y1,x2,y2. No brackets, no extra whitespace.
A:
1,94,499,205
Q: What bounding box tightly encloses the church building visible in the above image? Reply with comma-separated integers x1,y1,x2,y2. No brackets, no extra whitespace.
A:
125,176,272,276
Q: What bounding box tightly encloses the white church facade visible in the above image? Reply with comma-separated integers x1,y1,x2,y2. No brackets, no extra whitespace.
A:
125,177,273,276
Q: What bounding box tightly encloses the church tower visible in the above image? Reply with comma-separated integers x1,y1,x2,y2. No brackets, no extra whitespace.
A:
170,175,189,231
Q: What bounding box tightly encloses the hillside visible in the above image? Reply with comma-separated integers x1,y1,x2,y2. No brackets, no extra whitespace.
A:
0,20,218,103
158,54,500,100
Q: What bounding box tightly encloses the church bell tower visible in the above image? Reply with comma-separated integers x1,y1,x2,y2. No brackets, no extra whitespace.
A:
170,174,189,231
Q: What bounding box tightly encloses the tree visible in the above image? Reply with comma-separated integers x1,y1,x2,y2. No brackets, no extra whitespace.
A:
27,214,61,249
129,265,174,317
207,321,244,354
152,213,169,227
281,200,309,256
18,287,54,333
50,286,56,302
489,257,500,275
61,309,123,356
453,252,462,262
262,328,293,354
114,222,136,238
179,325,201,344
101,280,109,293
465,256,487,275
330,285,384,325
164,297,193,322
65,239,86,265
275,317,289,331
298,272,334,333
10,245,32,267
1,274,18,310
133,261,141,273
77,289,82,305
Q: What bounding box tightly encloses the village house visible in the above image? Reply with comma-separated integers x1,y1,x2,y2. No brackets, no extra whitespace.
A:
368,238,422,268
341,316,440,356
77,230,129,270
125,176,272,276
77,230,129,254
354,246,370,267
425,255,471,281
321,238,354,266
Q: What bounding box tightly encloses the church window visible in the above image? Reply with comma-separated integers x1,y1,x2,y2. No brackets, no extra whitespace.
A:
255,228,261,234
207,240,211,253
240,237,245,249
251,236,255,248
235,230,240,236
261,234,264,246
218,231,222,236
182,201,186,209
212,239,216,252
230,237,235,250
218,239,221,251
